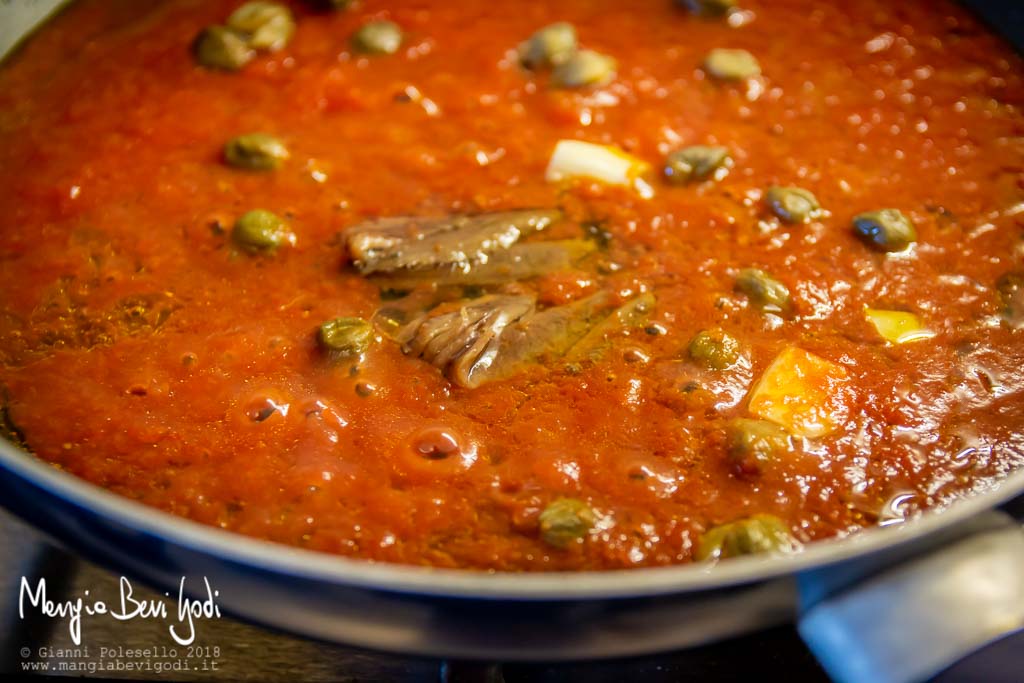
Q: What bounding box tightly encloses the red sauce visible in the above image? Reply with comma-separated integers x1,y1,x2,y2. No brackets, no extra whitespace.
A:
0,0,1022,570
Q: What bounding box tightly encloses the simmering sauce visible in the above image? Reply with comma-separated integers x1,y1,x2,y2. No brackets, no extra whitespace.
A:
0,0,1022,570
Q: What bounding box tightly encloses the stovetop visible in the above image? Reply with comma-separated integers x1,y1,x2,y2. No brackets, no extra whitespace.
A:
0,511,828,682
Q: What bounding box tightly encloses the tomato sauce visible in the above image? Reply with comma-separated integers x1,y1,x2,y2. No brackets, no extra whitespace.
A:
0,0,1022,570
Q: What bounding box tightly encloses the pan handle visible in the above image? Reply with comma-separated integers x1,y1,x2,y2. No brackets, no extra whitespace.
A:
797,511,1024,683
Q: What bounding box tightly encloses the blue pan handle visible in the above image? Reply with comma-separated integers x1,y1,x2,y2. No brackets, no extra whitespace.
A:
797,511,1024,683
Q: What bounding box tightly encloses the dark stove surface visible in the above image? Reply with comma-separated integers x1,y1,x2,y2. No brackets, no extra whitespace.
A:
0,512,827,682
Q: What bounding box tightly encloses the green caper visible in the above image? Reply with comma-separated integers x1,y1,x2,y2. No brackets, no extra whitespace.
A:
703,48,761,81
996,272,1024,329
726,418,791,477
678,0,737,16
232,209,294,252
318,317,374,358
520,22,577,69
766,186,822,224
224,133,290,171
688,329,741,370
352,20,403,55
852,209,917,252
551,50,617,89
194,26,255,71
696,514,797,561
664,146,731,184
735,268,790,312
539,498,596,548
227,2,296,52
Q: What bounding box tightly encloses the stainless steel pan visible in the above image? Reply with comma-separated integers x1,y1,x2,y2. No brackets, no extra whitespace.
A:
1,3,1023,682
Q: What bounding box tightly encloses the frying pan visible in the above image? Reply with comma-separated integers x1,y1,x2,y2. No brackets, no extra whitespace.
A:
1,3,1023,682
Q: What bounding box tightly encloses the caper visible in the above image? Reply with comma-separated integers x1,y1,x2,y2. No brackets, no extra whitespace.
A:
227,2,296,52
852,209,917,252
996,272,1024,329
539,498,596,548
766,186,822,224
352,20,403,55
735,268,790,312
551,50,616,89
726,418,791,477
703,48,761,81
194,26,255,71
688,329,741,370
318,317,373,358
696,514,797,561
232,210,294,252
664,146,731,184
224,133,290,171
520,22,577,69
678,0,737,16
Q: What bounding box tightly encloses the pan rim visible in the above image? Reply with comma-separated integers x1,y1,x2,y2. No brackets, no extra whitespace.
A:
2,437,1022,600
